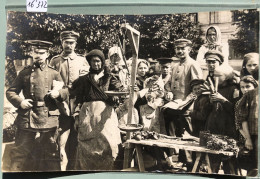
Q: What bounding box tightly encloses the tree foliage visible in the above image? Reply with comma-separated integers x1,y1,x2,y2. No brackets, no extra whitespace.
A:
6,11,203,60
230,9,259,56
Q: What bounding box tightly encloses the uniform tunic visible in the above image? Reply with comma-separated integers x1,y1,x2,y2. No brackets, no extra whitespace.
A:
6,64,62,130
169,57,202,100
50,52,89,89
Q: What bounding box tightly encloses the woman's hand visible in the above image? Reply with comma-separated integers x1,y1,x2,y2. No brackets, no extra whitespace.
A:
245,137,253,150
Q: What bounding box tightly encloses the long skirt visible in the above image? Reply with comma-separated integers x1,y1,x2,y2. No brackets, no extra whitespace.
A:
73,101,121,170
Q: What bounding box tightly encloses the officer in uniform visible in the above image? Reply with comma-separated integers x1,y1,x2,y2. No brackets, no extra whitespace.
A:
49,31,89,170
163,39,203,171
6,40,62,171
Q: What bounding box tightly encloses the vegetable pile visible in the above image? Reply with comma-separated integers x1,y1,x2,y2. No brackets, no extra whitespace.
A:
206,134,239,153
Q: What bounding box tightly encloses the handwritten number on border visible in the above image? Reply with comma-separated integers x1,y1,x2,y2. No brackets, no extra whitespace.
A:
27,0,47,12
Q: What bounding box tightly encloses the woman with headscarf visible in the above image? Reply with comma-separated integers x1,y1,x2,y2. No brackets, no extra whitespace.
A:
196,26,229,68
107,46,130,91
57,49,122,170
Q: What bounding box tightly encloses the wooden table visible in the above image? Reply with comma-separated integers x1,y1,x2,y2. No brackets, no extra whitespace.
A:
123,138,237,174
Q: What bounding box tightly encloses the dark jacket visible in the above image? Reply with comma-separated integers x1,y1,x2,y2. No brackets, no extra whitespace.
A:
59,72,113,113
6,64,63,130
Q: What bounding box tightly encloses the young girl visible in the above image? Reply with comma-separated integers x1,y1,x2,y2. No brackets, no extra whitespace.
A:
240,53,259,80
136,59,150,90
235,75,258,176
116,59,150,126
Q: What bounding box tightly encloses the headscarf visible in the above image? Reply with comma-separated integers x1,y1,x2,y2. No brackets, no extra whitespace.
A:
86,49,105,74
205,26,222,49
108,46,124,66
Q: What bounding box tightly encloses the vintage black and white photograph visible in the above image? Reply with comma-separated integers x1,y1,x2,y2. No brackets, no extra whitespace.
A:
2,9,259,177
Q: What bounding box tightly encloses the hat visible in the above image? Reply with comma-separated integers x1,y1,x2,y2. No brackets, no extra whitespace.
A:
174,39,192,47
190,79,205,89
157,57,173,65
205,50,224,64
86,49,105,63
60,31,79,41
25,40,53,50
108,46,125,66
147,58,158,64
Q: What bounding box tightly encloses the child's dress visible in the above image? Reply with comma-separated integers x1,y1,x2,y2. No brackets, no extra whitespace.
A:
139,76,164,132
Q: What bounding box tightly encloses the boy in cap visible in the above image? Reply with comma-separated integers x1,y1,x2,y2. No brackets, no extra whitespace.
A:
6,40,63,171
195,50,239,173
49,30,90,170
147,58,158,74
157,57,173,85
204,50,224,80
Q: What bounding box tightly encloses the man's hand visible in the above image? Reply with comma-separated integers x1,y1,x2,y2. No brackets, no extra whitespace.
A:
165,92,173,101
210,92,228,103
49,90,60,99
20,99,33,109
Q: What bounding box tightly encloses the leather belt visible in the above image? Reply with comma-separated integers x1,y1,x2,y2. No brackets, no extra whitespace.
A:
31,101,45,107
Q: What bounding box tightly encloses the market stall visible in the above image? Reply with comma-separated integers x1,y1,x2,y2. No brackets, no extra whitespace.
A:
123,136,238,174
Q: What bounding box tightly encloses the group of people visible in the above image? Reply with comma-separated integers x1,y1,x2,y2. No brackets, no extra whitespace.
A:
5,26,258,176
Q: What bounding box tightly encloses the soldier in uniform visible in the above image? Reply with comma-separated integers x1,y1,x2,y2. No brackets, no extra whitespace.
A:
163,39,203,171
6,40,62,171
49,31,89,170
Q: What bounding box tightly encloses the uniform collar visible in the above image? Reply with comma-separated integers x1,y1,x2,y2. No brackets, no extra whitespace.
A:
33,62,47,71
61,52,77,60
179,56,191,65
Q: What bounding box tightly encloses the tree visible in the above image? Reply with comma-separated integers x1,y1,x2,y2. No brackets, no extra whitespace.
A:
6,11,203,60
5,11,203,86
229,9,259,57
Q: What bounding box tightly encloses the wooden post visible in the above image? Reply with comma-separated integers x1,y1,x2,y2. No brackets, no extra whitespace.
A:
121,24,140,140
